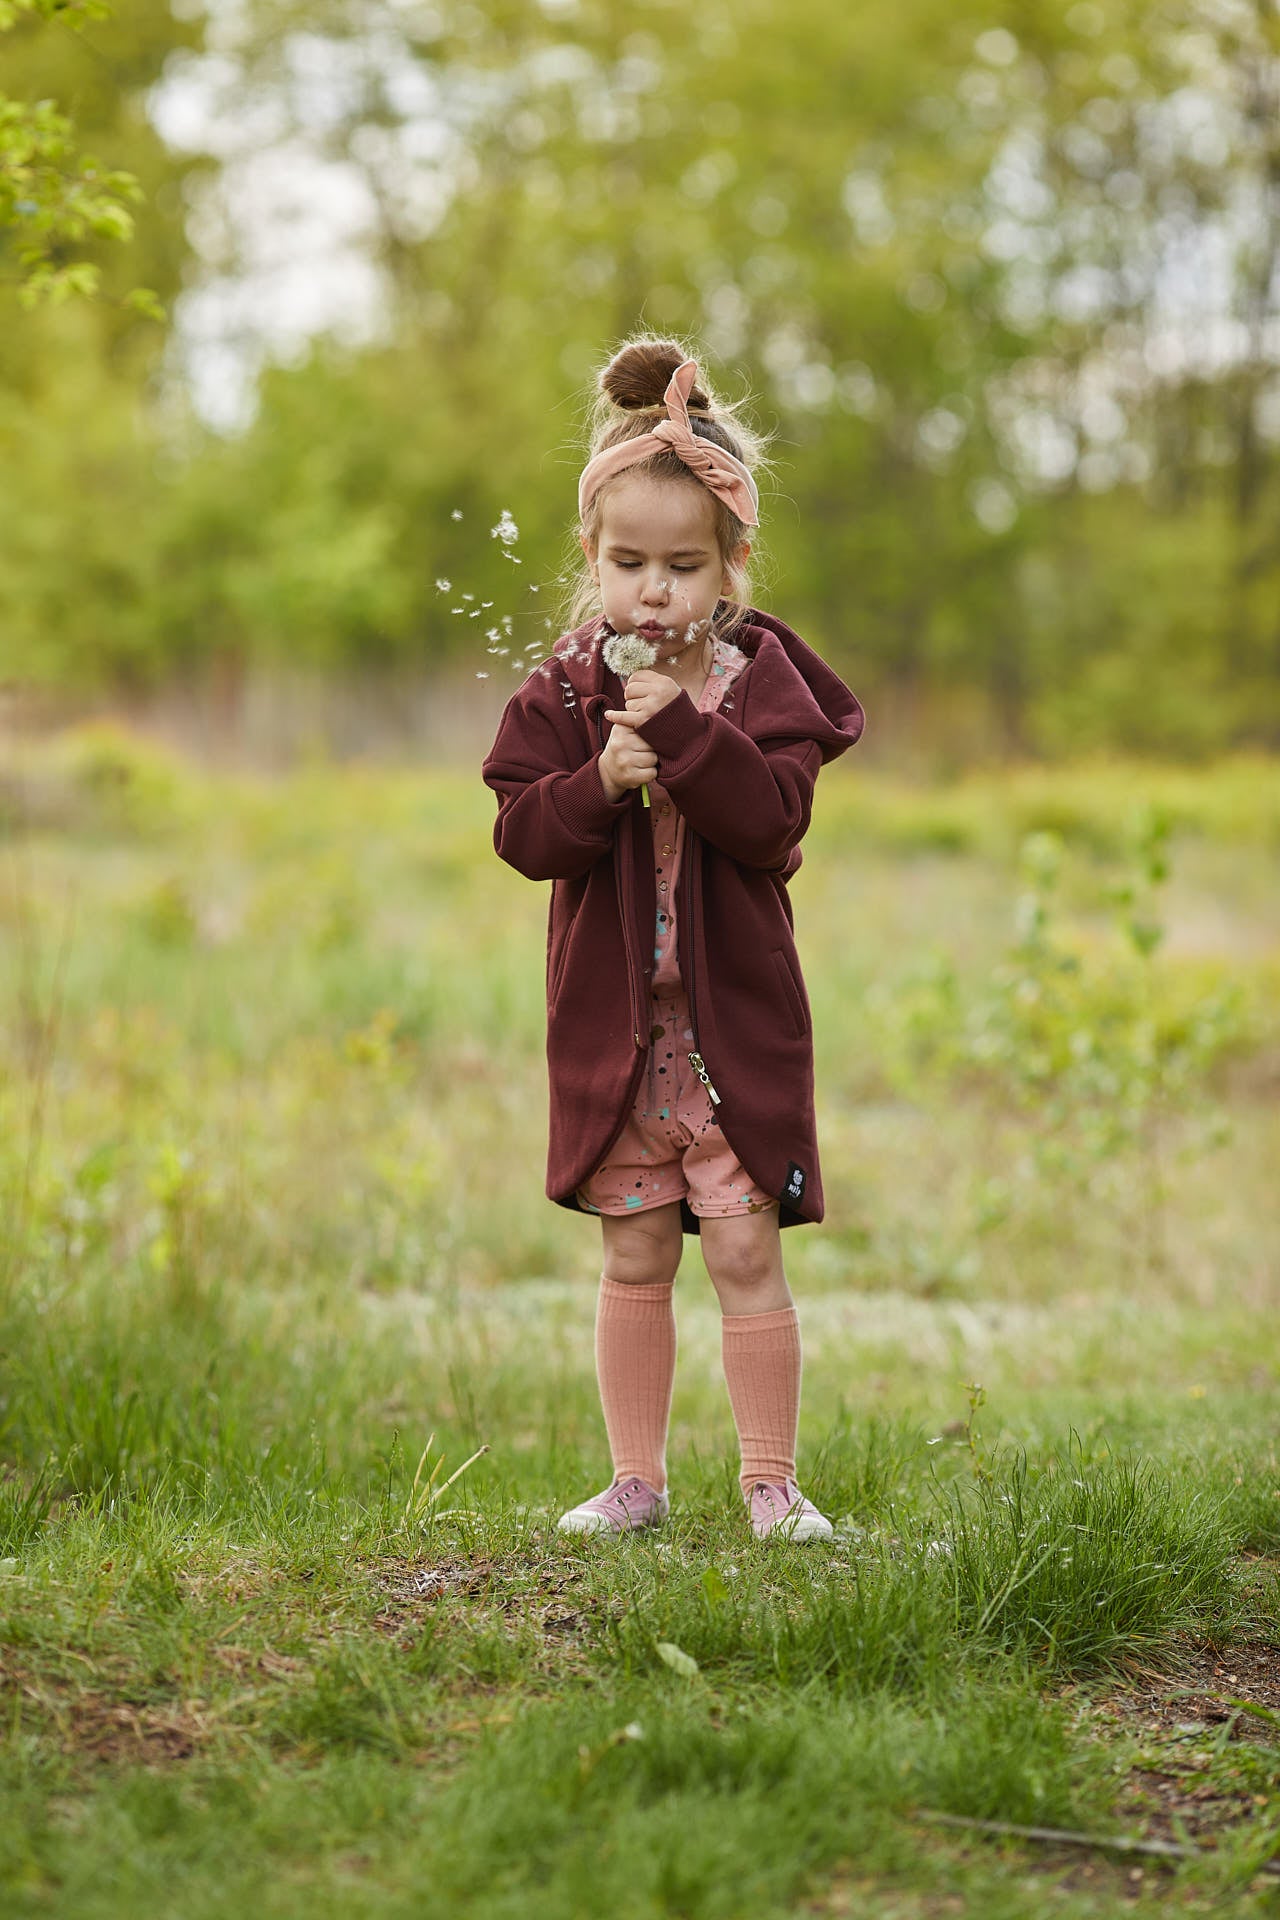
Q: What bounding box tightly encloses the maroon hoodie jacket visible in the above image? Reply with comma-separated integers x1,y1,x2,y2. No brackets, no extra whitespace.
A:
482,607,865,1231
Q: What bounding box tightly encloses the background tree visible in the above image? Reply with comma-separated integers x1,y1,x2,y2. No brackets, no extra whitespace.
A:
3,0,1277,759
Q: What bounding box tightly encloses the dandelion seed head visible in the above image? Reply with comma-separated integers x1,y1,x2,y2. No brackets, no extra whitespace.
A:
602,632,658,677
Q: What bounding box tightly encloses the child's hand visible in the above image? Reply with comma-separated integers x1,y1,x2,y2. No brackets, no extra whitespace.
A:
618,670,684,727
598,714,658,802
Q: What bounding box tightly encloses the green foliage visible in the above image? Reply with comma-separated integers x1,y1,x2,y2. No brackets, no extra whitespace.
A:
0,0,1278,756
863,802,1254,1274
0,0,161,312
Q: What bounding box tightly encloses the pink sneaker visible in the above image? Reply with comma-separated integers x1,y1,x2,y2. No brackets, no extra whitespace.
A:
747,1478,834,1542
557,1474,669,1536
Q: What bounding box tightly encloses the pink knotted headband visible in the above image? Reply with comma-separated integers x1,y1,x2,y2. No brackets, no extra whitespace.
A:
577,359,760,528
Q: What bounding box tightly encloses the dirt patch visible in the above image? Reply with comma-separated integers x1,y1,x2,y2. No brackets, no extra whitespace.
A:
1093,1639,1280,1736
3,1663,213,1765
58,1696,209,1764
1076,1637,1280,1861
363,1553,624,1659
211,1643,307,1682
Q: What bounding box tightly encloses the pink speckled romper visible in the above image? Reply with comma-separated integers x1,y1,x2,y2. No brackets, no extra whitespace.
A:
577,637,777,1222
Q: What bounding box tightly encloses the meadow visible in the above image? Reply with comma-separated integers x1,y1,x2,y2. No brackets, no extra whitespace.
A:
1,727,1278,1917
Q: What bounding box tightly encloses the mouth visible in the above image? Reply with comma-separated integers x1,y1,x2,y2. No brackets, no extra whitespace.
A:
635,622,670,637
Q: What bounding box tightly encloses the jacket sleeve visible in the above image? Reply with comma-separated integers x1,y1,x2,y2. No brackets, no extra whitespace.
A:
636,691,822,870
482,683,628,882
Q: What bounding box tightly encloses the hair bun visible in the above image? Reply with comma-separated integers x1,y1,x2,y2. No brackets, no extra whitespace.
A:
600,339,710,412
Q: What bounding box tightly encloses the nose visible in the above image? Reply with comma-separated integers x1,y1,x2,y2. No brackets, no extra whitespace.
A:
638,569,670,606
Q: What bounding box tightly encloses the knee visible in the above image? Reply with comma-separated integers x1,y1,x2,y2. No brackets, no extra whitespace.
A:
701,1221,783,1300
602,1212,683,1288
707,1249,777,1297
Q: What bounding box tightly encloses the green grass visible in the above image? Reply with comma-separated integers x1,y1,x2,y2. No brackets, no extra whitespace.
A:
1,737,1278,1915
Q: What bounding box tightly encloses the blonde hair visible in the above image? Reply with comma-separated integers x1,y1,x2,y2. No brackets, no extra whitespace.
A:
564,334,766,644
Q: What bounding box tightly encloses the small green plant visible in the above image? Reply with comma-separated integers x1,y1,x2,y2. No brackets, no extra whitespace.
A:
403,1431,490,1528
955,810,1247,1269
145,1142,212,1305
961,1382,989,1481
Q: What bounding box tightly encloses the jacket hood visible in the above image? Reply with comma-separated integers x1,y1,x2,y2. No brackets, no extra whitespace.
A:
552,606,865,764
735,608,865,762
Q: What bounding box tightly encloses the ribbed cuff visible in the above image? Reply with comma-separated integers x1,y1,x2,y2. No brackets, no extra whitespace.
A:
721,1305,801,1335
637,690,709,772
550,756,630,841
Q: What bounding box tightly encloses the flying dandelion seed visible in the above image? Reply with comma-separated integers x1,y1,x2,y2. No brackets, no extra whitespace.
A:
476,671,489,679
461,593,474,602
491,510,519,545
435,579,451,592
452,509,463,521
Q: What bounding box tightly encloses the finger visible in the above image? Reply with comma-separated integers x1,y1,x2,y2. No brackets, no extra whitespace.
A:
604,709,643,728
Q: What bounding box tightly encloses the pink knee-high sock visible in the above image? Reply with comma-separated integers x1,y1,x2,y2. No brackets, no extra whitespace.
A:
721,1305,802,1499
593,1275,677,1494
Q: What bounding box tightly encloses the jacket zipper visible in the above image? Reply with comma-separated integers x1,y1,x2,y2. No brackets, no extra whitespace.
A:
688,1051,721,1105
677,835,723,1107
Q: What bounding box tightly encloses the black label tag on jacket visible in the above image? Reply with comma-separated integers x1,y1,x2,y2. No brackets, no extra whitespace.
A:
782,1162,806,1205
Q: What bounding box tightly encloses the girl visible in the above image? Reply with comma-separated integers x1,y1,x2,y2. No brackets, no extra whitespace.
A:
482,337,864,1542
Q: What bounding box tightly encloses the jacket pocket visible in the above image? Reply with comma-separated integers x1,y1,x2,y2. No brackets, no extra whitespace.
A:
547,892,571,1011
770,946,810,1041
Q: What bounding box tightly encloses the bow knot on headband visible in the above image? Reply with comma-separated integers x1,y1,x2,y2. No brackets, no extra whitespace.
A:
578,359,760,528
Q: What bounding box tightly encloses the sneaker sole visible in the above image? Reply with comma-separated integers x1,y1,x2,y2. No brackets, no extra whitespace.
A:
557,1504,669,1535
755,1514,834,1542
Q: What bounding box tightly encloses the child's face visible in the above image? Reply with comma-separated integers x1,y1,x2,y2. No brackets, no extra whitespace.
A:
582,475,749,661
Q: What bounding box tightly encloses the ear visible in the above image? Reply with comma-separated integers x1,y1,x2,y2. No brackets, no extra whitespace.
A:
579,530,599,582
722,540,751,593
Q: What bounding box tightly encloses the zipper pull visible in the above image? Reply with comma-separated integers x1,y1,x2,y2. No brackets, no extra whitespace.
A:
688,1052,722,1106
